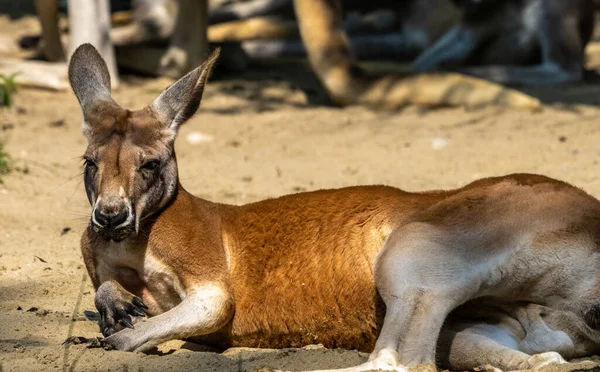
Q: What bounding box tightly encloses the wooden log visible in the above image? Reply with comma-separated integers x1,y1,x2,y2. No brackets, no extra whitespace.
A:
0,59,68,91
208,16,299,42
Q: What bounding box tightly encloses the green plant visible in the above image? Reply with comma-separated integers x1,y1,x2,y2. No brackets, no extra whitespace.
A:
0,140,9,181
0,73,18,107
0,73,16,181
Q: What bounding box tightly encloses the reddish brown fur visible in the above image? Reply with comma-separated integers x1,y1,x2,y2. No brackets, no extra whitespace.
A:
221,186,412,350
79,102,600,349
71,44,600,363
78,97,600,349
83,157,600,352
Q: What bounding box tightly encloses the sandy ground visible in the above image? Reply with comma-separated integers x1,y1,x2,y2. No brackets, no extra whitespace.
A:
6,15,600,372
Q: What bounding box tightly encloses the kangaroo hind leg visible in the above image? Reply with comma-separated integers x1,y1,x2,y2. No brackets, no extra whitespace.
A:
373,222,486,368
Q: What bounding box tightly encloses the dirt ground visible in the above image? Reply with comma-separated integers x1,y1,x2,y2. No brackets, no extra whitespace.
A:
7,15,600,372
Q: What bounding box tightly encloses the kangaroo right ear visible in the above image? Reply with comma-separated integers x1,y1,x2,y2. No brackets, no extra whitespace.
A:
151,48,220,137
68,43,113,114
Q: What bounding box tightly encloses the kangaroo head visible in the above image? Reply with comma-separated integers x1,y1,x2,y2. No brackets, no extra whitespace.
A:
69,43,219,241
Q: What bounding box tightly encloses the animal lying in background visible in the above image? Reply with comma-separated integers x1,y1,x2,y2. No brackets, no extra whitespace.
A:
29,0,593,106
111,0,594,86
110,0,590,109
25,0,541,109
69,43,600,371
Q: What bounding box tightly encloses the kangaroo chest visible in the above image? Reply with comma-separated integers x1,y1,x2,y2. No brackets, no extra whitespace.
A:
95,244,185,316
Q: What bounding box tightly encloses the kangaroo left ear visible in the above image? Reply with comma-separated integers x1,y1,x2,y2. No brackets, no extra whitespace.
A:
69,43,113,114
151,48,220,135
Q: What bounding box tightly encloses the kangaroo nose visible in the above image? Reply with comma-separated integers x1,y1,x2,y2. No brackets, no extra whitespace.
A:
93,209,129,228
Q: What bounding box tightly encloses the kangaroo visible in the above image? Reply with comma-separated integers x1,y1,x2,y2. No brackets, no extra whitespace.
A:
412,0,595,85
70,43,600,371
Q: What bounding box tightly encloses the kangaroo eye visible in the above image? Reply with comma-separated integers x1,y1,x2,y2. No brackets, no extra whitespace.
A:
84,159,98,171
140,160,160,172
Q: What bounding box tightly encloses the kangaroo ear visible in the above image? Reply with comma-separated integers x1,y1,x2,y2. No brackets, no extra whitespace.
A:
151,48,220,135
68,43,113,113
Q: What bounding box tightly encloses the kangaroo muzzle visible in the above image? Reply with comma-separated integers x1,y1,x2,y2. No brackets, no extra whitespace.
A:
92,196,135,241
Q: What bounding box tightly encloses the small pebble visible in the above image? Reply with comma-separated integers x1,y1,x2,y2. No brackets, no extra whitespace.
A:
186,132,214,145
431,137,450,150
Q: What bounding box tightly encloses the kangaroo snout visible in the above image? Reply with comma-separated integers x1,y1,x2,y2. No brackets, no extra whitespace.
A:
93,208,129,229
92,197,134,241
